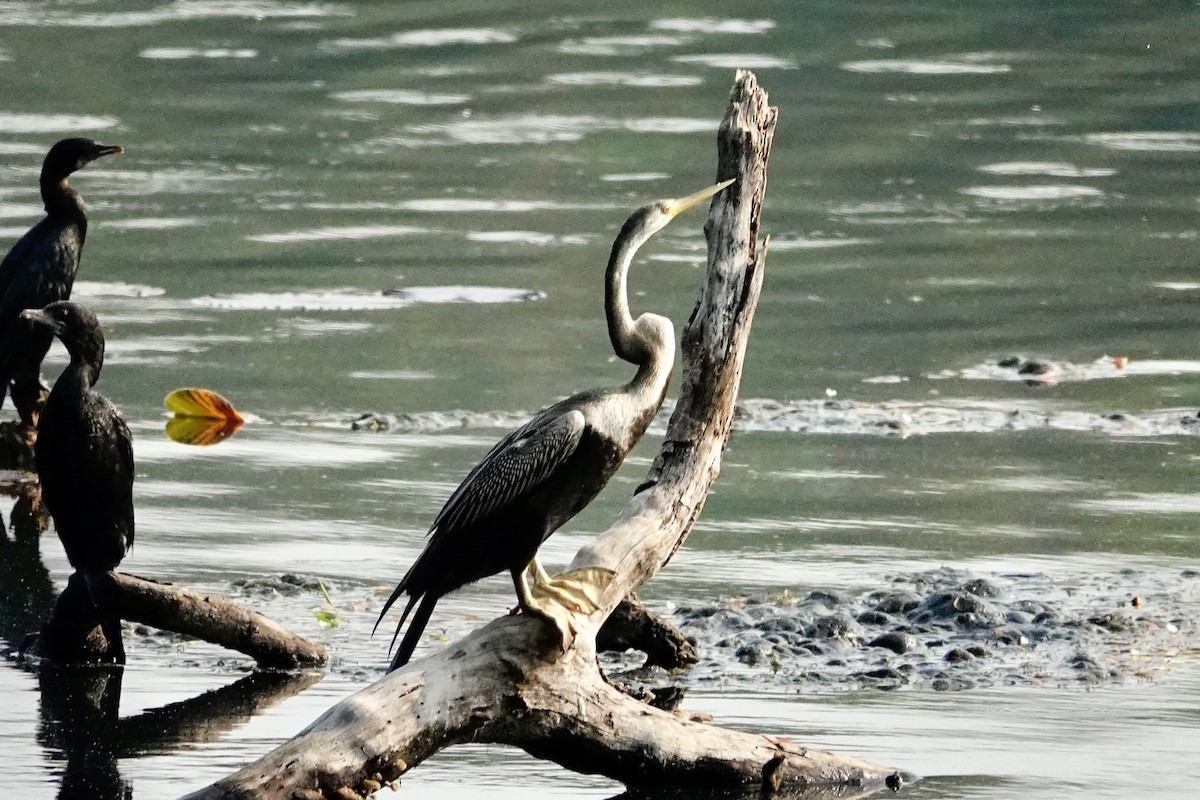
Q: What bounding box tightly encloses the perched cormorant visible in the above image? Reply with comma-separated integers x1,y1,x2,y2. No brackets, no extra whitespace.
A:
0,138,123,433
23,301,133,659
376,179,735,670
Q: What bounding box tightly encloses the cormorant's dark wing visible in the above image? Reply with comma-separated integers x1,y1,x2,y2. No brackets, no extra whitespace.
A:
0,220,74,320
0,220,79,382
112,407,136,551
430,408,586,537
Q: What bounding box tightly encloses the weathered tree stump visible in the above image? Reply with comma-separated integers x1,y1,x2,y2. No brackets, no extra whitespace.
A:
183,71,911,800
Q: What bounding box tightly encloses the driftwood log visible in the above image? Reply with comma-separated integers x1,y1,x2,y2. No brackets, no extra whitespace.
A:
37,570,328,669
183,71,910,800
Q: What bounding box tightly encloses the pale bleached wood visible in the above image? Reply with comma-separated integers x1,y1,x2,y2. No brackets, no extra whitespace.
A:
183,71,910,800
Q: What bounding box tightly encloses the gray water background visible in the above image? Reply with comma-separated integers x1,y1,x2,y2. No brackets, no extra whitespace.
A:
1,1,1198,797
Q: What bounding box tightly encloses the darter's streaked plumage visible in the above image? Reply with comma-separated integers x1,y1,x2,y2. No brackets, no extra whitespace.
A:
0,138,123,432
376,179,734,671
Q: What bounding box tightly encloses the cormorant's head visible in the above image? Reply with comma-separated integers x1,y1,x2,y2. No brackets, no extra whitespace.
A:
618,178,737,246
42,138,124,181
20,301,106,379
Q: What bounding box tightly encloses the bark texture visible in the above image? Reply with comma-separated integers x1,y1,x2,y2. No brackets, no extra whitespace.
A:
183,71,910,800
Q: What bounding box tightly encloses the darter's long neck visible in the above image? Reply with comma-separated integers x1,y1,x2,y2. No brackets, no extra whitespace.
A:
604,222,651,366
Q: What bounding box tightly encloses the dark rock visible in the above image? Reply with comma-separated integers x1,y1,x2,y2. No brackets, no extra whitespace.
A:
961,578,1001,598
806,589,847,606
943,647,974,663
735,644,763,666
807,613,865,642
868,631,917,655
1089,612,1134,633
873,591,921,615
857,610,892,626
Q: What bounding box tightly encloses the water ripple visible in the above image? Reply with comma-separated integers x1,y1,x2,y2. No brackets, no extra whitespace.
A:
1076,493,1200,515
246,224,426,243
961,185,1105,201
843,58,1011,75
74,281,166,298
0,112,119,133
328,28,515,50
191,286,542,311
330,89,470,106
978,161,1117,178
651,18,775,34
140,48,256,59
0,0,345,27
547,72,703,88
1083,132,1200,152
104,217,201,230
558,35,685,56
672,53,795,69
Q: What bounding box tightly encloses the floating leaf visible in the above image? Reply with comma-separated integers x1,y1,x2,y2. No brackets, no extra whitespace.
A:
313,609,340,629
164,387,245,422
165,416,243,446
312,580,342,628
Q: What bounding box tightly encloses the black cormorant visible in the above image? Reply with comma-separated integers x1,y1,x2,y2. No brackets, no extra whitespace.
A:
376,179,734,670
0,138,123,434
23,301,133,659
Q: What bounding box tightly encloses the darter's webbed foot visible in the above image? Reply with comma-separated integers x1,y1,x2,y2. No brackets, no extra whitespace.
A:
521,567,617,654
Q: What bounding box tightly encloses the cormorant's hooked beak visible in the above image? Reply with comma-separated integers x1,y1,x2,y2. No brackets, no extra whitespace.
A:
91,144,124,160
662,178,736,219
20,308,63,334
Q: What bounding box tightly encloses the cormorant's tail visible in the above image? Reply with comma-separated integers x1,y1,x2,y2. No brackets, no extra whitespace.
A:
388,593,438,673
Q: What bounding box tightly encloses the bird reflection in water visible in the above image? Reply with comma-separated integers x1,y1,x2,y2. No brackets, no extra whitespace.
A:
0,479,53,654
37,667,321,800
4,478,320,799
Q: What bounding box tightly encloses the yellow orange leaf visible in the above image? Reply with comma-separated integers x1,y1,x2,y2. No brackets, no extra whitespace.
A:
164,388,245,423
165,416,244,446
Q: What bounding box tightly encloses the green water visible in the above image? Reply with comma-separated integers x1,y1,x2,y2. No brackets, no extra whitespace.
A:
1,1,1199,798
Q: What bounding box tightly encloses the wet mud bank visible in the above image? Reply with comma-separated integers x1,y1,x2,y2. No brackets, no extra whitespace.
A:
654,567,1198,692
